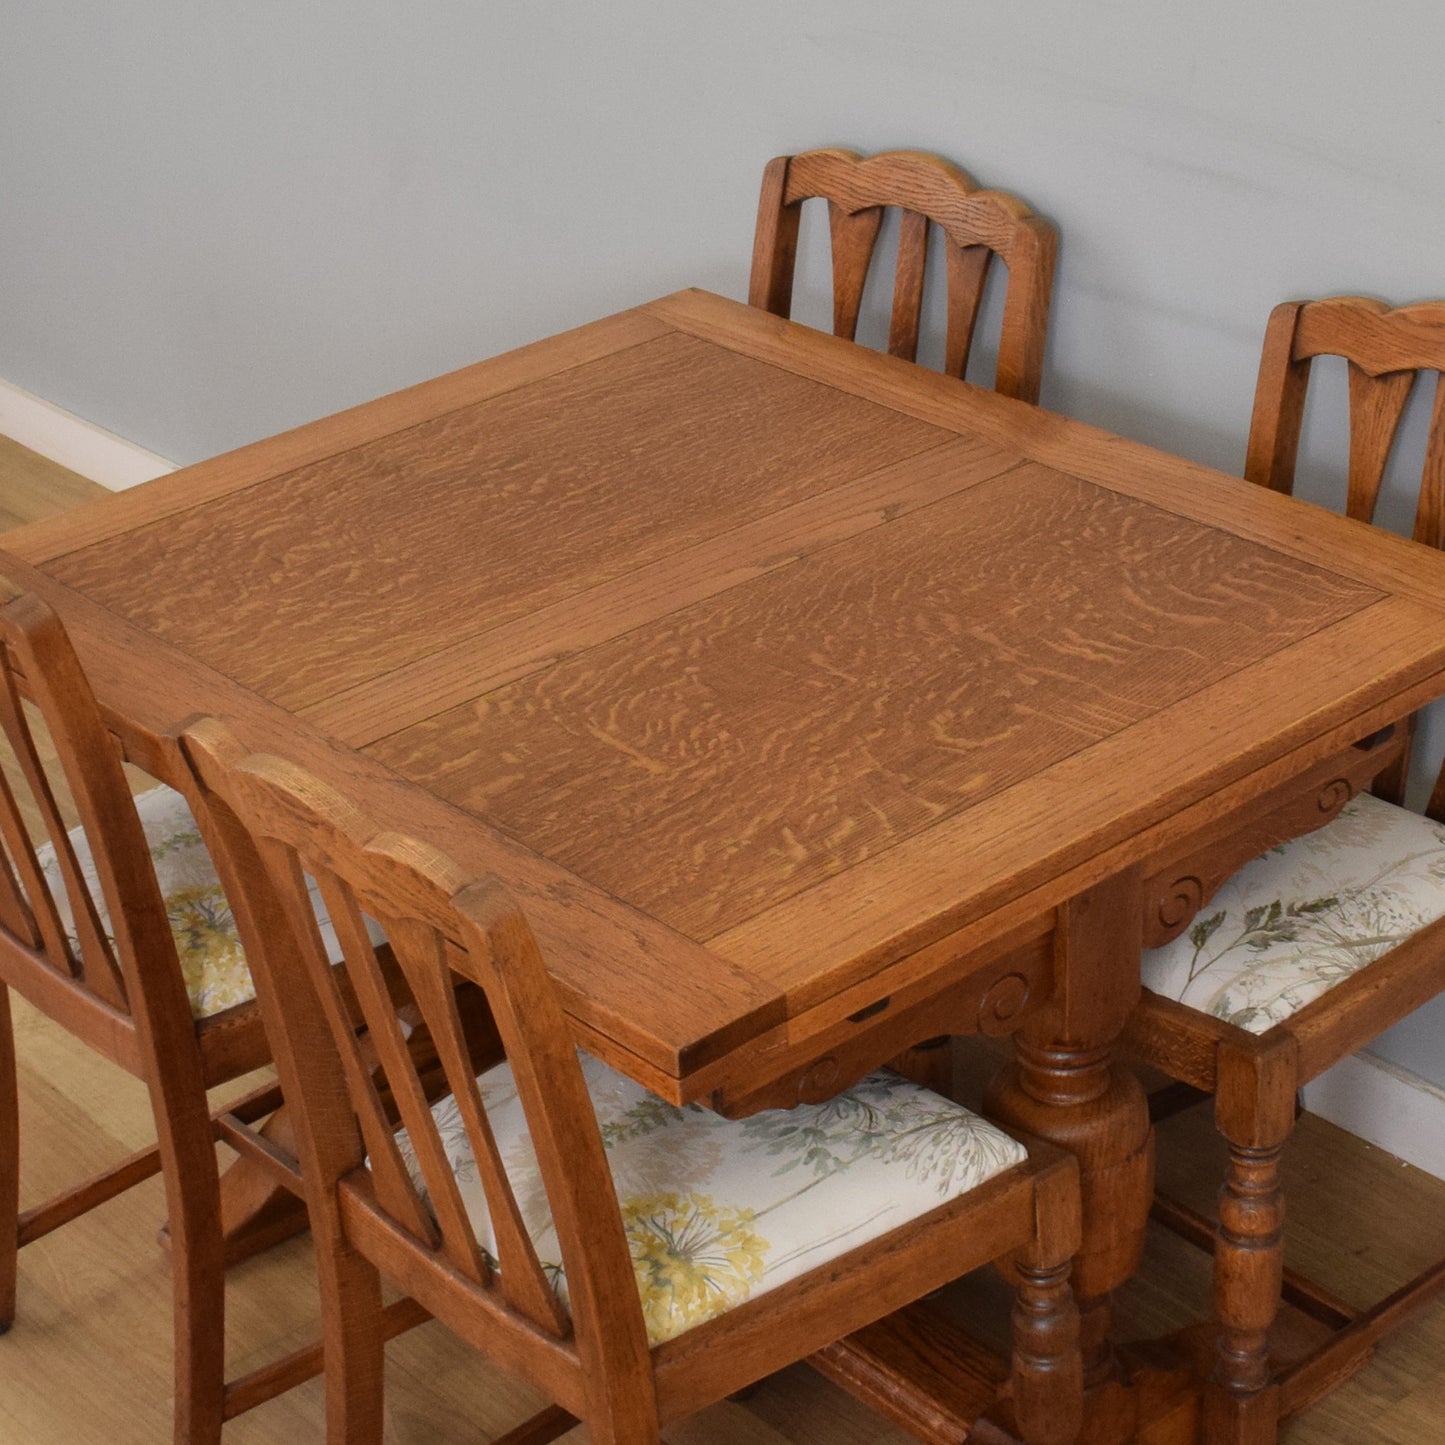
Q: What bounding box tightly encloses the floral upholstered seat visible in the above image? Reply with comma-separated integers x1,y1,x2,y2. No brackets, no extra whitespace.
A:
396,1057,1028,1346
1142,792,1445,1034
37,784,346,1021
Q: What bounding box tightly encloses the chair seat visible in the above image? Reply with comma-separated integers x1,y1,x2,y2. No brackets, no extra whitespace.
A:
37,784,346,1021
1142,792,1445,1033
396,1056,1028,1346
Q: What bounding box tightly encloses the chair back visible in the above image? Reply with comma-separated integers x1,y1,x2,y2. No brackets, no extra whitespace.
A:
180,720,651,1393
1246,296,1445,548
0,594,189,1031
748,147,1057,402
1245,297,1445,815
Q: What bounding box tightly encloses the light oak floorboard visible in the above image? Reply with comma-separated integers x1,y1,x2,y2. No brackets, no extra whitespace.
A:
4,439,1445,1441
0,437,106,529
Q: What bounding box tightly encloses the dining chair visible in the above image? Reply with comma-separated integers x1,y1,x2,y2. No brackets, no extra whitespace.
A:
181,716,1086,1445
1126,295,1445,1445
748,147,1057,403
0,591,385,1442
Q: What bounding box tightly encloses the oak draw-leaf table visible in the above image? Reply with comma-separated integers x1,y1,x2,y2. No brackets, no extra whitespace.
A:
6,291,1445,1442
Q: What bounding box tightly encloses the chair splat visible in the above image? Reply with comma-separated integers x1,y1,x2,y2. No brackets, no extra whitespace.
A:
749,148,1056,402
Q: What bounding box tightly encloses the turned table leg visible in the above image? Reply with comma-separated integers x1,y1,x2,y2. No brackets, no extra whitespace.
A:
985,869,1154,1444
988,1040,1154,1391
1203,1036,1298,1445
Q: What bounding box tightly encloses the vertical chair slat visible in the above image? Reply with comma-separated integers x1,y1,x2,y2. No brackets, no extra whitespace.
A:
0,664,117,998
826,201,884,342
0,836,38,950
1345,362,1414,525
385,913,569,1336
263,844,438,1248
316,867,484,1278
887,211,928,363
344,897,492,1287
0,756,49,954
943,244,991,381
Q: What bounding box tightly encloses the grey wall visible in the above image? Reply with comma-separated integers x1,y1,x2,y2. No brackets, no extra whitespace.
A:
6,2,1445,1073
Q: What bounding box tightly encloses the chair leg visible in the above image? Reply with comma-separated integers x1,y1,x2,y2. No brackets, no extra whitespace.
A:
1203,1037,1296,1445
151,1093,227,1444
318,1245,387,1445
579,1342,661,1445
1202,1138,1286,1444
167,1197,227,1443
1012,1257,1083,1445
0,985,17,1333
1012,1159,1084,1445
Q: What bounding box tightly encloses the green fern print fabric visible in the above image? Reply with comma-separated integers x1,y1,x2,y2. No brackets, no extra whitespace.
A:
393,1057,1027,1346
1142,793,1445,1033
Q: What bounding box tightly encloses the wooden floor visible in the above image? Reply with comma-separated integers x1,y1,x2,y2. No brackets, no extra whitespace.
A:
2,437,1445,1442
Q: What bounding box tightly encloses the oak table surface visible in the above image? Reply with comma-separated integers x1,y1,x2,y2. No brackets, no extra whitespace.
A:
6,289,1445,1115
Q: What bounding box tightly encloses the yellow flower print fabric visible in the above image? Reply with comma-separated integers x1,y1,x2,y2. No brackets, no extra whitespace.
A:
1143,793,1445,1033
623,1191,768,1341
394,1055,1028,1346
34,785,253,1018
35,785,349,1021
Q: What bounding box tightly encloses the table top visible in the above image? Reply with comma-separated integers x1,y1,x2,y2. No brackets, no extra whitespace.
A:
10,289,1445,1101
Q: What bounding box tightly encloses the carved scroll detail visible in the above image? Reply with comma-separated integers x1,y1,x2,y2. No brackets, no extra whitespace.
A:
978,971,1031,1035
711,934,1054,1117
1155,877,1206,938
795,1055,842,1105
1144,773,1361,949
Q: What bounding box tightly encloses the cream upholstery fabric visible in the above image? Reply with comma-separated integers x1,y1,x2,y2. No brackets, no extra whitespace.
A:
396,1056,1028,1346
36,784,347,1020
1142,793,1445,1033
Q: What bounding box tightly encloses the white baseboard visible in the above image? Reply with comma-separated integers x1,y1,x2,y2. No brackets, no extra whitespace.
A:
1301,1050,1445,1181
0,377,175,491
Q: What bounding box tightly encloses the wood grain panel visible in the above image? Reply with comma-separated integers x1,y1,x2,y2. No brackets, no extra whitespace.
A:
1,309,673,564
46,332,949,711
18,289,1445,1095
0,550,782,1094
367,465,1378,939
300,435,1020,745
712,597,1445,1007
646,290,1445,610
